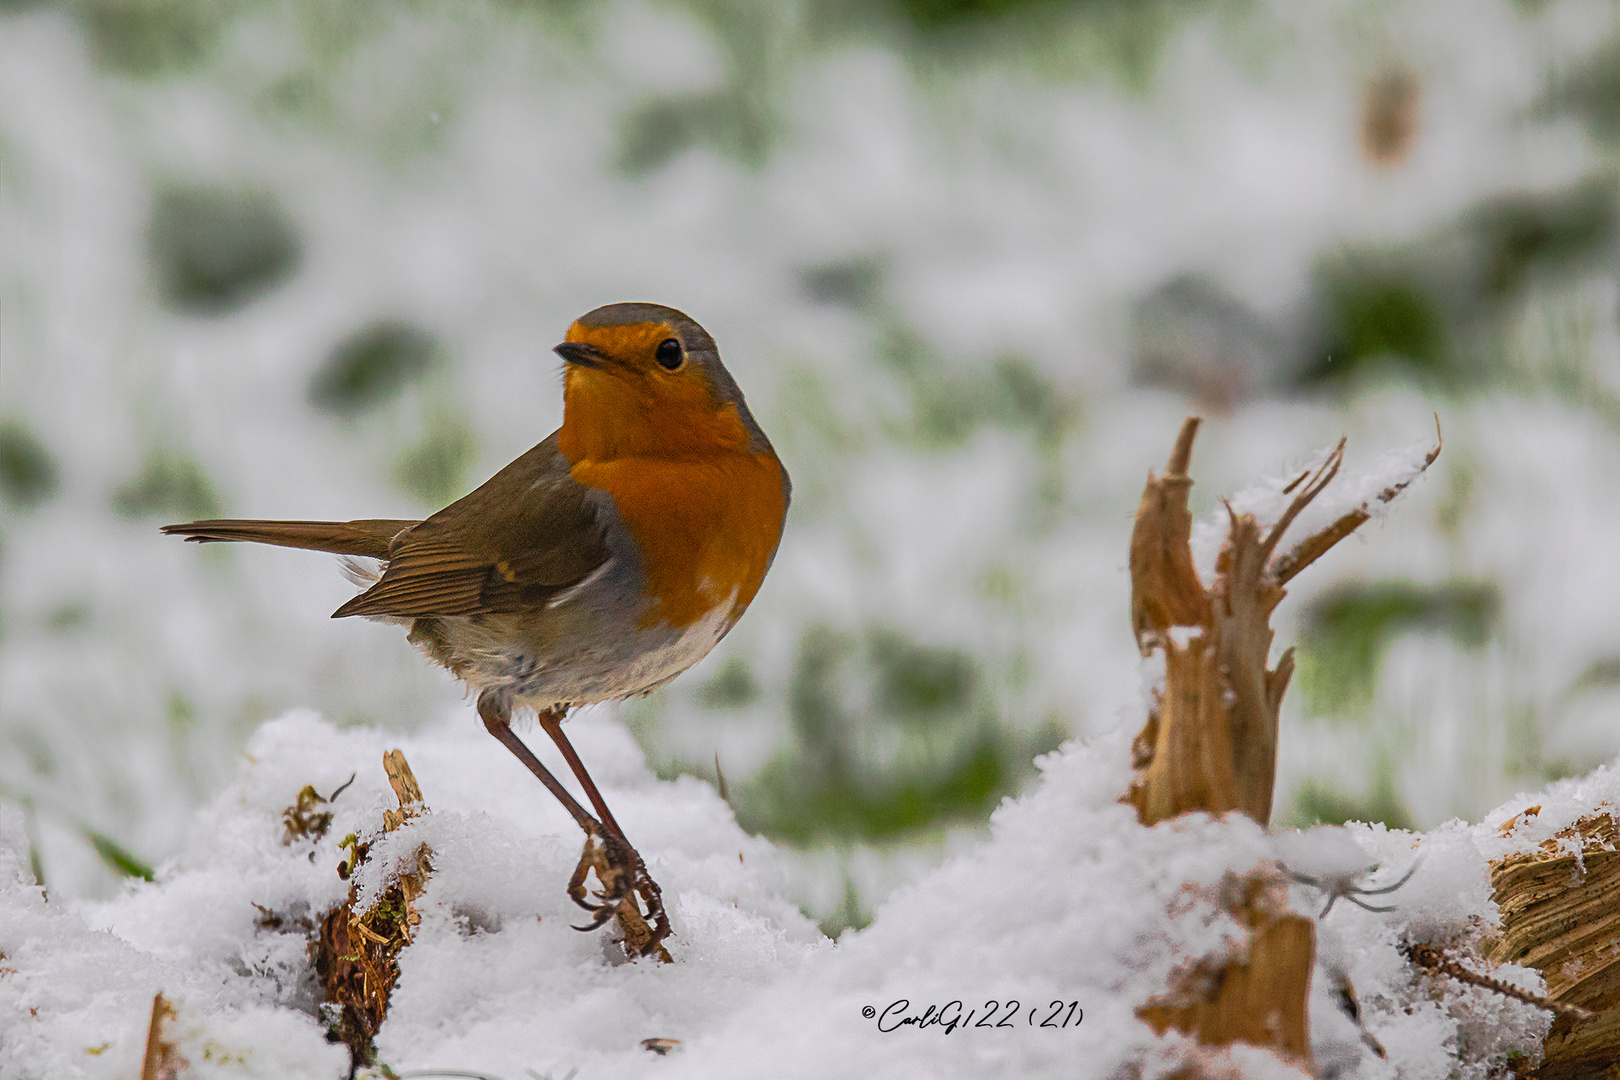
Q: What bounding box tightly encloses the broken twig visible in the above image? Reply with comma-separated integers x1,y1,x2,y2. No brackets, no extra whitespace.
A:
1404,941,1595,1022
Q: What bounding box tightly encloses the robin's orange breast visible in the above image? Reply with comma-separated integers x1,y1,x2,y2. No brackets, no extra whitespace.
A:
570,451,788,630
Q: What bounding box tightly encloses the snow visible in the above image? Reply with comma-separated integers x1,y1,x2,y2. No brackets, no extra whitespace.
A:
5,707,1605,1077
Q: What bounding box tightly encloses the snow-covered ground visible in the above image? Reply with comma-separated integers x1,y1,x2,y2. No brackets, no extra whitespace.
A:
7,708,1611,1078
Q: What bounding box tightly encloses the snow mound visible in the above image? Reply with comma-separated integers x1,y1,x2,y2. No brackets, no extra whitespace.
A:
4,709,1608,1078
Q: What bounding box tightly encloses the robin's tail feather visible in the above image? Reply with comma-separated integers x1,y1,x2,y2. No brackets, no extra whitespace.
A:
161,518,419,560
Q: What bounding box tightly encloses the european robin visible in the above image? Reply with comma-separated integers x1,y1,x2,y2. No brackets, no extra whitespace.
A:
165,302,790,960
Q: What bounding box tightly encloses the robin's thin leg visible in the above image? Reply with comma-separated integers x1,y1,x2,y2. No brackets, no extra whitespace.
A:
477,693,599,834
535,707,627,840
480,694,622,927
537,707,671,959
480,696,669,955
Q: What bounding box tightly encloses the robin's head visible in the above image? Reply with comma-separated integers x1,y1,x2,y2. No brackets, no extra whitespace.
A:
555,303,773,464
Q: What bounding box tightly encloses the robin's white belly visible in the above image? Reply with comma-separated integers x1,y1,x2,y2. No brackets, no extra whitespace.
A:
423,587,738,713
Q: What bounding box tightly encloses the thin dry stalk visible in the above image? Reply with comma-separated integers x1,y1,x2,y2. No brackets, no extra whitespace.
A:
1404,942,1596,1022
139,992,185,1080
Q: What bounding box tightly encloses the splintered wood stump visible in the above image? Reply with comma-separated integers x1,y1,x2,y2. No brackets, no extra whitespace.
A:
1126,417,1438,1072
1488,809,1620,1079
1127,417,1439,826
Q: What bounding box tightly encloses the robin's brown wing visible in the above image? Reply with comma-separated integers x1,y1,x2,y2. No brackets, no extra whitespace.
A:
332,433,611,619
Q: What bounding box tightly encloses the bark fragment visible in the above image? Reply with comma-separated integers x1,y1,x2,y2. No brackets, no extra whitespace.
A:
1487,809,1620,1079
1137,870,1316,1065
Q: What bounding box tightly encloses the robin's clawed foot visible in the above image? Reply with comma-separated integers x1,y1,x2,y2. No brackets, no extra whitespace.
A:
568,827,672,962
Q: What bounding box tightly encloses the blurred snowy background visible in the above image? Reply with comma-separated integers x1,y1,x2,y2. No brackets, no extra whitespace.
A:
2,0,1619,927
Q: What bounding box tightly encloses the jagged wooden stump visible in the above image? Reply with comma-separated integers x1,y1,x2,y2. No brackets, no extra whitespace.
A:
1126,416,1439,1071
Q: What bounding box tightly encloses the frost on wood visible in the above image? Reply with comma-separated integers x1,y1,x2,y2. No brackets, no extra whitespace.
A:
1487,806,1620,1078
1127,416,1441,827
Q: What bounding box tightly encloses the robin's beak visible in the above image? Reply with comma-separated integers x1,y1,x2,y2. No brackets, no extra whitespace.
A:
554,341,608,370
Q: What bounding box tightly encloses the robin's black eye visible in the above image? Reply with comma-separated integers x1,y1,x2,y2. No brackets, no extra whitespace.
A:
654,338,684,370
